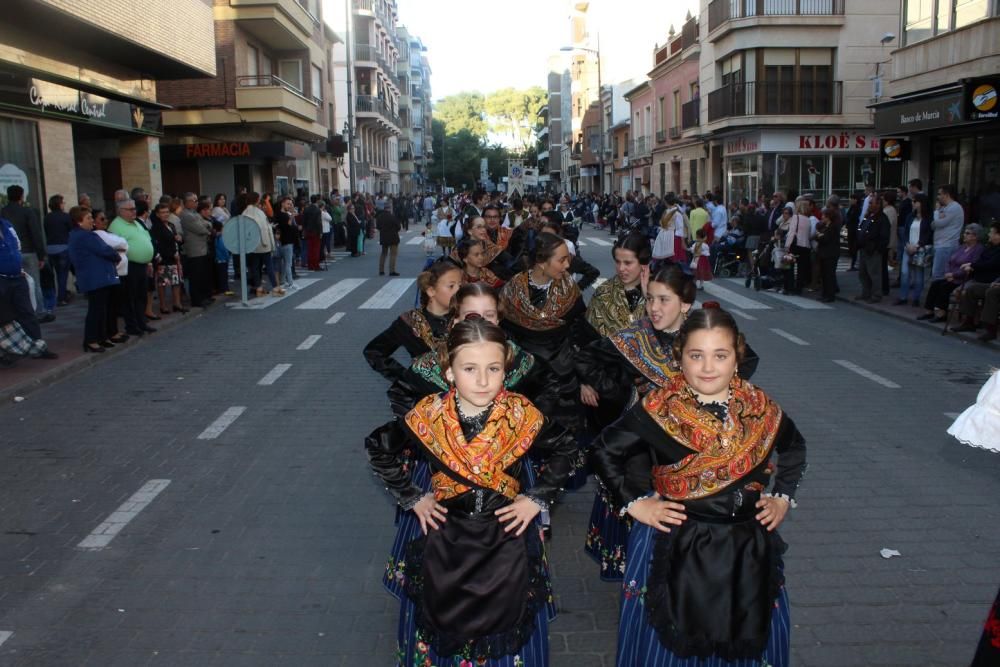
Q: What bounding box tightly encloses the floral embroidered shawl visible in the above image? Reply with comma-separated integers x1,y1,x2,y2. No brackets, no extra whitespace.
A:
608,318,678,390
500,272,581,332
585,276,646,337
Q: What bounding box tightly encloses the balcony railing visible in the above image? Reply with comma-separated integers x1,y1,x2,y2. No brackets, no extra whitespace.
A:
707,80,842,121
632,136,650,158
655,130,667,144
708,0,845,32
669,126,681,139
236,74,306,96
682,99,700,128
355,95,400,127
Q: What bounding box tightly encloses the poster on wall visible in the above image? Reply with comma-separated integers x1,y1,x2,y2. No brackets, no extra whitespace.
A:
0,163,29,199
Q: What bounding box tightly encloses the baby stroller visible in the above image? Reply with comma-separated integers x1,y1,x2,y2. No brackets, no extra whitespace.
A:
745,236,783,291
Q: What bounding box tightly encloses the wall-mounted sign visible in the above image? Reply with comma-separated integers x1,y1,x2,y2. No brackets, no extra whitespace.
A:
873,91,964,134
160,141,308,161
879,138,910,162
0,69,162,135
964,77,999,122
723,129,879,156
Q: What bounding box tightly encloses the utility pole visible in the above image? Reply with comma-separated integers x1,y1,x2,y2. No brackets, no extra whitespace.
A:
345,0,356,194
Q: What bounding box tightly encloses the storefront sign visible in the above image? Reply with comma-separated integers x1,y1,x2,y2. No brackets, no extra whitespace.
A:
723,129,878,156
0,69,162,135
879,138,909,162
873,91,964,134
160,141,303,161
964,77,999,122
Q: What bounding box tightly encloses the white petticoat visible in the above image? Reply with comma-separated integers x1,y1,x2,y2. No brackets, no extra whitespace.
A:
947,369,1000,453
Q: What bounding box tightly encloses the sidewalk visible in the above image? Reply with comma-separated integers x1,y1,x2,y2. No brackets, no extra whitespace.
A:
0,295,216,404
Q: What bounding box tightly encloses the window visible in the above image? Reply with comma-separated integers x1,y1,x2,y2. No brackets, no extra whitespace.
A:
761,48,833,114
261,55,272,78
613,135,620,158
247,45,259,79
311,64,323,102
0,117,44,210
672,90,681,128
279,59,303,91
721,53,742,87
905,0,992,44
954,0,989,28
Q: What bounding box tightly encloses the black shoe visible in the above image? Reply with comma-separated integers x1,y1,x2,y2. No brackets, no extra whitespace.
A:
142,326,157,333
83,344,105,354
953,323,977,333
34,350,59,360
110,334,130,343
931,316,947,323
819,297,836,303
389,272,401,276
916,312,935,321
99,340,115,348
38,313,55,323
0,354,15,368
379,271,385,276
893,299,907,306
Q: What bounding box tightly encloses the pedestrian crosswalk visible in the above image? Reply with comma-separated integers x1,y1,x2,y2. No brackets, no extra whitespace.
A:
224,270,842,315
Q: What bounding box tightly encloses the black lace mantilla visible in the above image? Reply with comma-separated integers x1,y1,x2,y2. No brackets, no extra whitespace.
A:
402,526,548,659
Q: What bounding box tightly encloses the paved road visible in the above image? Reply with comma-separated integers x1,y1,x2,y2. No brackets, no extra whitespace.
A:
0,227,997,666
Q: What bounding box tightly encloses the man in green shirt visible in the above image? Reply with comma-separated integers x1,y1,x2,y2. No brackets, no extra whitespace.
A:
108,199,156,335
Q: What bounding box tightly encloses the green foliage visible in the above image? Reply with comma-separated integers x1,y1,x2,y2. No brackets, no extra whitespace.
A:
431,87,547,189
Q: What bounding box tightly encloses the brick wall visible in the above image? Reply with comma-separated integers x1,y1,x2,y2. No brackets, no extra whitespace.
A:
37,0,215,76
158,19,235,110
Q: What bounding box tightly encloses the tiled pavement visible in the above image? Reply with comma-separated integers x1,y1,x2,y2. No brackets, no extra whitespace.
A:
0,228,997,666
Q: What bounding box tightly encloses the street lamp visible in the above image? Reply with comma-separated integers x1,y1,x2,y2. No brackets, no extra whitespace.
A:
561,35,603,194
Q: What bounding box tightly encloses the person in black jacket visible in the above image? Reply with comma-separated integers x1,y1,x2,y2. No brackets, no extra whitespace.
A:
539,217,600,290
815,208,843,302
375,207,401,276
43,194,73,308
845,192,863,271
855,196,891,303
1,185,50,321
302,195,323,270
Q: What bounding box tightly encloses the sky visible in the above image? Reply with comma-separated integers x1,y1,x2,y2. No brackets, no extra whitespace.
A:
329,0,699,102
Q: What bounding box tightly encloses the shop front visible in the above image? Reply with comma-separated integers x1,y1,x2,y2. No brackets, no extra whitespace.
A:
873,77,1000,224
0,67,164,211
721,128,891,206
160,141,315,200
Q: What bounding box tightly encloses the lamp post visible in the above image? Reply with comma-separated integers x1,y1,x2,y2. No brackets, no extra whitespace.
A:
560,34,603,194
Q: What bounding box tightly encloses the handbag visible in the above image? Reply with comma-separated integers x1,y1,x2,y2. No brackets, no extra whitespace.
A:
652,227,674,259
911,245,934,268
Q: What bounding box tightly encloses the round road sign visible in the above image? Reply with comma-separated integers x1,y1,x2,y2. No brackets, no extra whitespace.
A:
222,215,261,255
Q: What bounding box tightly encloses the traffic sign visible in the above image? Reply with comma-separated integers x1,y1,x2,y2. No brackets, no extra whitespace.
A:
223,215,262,306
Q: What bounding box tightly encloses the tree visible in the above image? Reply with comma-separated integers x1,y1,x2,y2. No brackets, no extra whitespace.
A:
434,92,487,138
484,86,547,154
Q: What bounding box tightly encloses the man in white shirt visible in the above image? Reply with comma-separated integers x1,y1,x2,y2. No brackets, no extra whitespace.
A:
709,195,729,241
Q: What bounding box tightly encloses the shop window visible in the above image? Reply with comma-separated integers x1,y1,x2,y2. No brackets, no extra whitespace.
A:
0,117,44,210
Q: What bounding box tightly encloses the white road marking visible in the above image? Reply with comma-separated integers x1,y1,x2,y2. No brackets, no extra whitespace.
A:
577,241,588,247
585,237,614,246
833,360,900,389
359,278,416,309
295,278,367,310
77,480,171,550
757,289,833,310
296,335,321,350
197,406,247,440
225,278,321,310
326,312,345,324
590,277,607,290
701,282,772,310
728,308,757,321
770,328,810,346
258,363,292,386
944,412,960,420
406,236,425,245
0,632,11,648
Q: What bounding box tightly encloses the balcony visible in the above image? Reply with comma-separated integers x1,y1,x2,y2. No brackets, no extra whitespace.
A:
229,0,316,50
632,136,651,159
669,126,681,139
682,99,700,129
233,74,325,140
707,80,842,122
537,125,549,140
353,0,395,38
537,149,549,161
655,130,667,144
355,95,401,133
708,0,845,34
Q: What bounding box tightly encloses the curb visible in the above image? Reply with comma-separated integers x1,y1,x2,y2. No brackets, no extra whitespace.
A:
835,294,997,346
0,306,208,406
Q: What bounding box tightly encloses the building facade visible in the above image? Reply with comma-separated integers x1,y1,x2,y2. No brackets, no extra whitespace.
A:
624,80,653,194
697,0,901,205
157,0,340,199
872,0,999,223
0,0,216,212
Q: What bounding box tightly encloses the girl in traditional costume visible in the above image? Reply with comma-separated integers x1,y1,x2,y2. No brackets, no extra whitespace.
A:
592,308,806,666
367,320,575,666
452,216,515,281
364,259,463,382
456,238,505,290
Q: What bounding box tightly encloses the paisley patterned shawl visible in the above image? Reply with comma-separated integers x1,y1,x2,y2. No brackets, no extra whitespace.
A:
494,226,513,251
608,318,678,390
500,272,581,332
450,237,506,265
462,266,503,289
404,389,542,501
408,342,535,392
643,376,783,501
585,276,647,337
400,309,446,349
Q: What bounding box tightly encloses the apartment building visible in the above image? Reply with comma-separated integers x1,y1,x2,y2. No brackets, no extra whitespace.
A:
695,0,899,205
157,0,340,198
872,0,999,222
0,0,215,211
623,80,653,194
